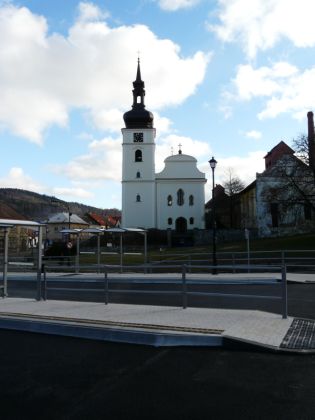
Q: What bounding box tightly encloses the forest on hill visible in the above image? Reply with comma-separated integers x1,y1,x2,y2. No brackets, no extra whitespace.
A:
0,188,120,221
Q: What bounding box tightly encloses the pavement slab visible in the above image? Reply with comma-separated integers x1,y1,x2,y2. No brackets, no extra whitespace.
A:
0,297,303,352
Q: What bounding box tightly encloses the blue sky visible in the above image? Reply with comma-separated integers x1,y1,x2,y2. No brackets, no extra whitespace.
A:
0,0,314,209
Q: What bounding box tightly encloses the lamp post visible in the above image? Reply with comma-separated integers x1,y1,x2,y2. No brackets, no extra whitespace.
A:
209,156,217,275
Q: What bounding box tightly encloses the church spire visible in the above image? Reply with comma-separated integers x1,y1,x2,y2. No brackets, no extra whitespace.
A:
132,58,145,108
123,59,154,129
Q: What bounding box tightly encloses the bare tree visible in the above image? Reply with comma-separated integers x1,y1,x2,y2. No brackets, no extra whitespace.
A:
292,133,309,165
259,155,315,233
222,168,245,196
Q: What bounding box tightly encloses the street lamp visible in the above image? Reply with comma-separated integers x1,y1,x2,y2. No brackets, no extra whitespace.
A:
209,156,217,275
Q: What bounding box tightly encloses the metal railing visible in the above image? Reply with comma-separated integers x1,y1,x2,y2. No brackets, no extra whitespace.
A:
38,263,288,319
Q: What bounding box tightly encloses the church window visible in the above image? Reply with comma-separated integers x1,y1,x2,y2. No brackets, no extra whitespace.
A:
135,150,142,162
177,189,184,206
189,217,194,225
167,195,172,206
136,171,141,178
136,194,141,202
168,218,173,225
189,195,194,206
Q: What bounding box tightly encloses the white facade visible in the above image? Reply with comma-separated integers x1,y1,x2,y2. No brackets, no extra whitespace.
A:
121,128,157,228
156,154,206,230
121,134,207,230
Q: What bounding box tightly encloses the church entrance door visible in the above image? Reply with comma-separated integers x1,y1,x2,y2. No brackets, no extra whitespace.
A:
175,217,187,233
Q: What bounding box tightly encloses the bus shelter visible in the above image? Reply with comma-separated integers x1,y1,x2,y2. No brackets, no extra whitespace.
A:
0,218,45,298
59,227,147,272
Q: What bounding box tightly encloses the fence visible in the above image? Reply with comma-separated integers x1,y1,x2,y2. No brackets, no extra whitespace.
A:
38,263,288,319
2,249,315,274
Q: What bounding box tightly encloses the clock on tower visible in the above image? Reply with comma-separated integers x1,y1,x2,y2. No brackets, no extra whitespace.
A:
133,132,143,142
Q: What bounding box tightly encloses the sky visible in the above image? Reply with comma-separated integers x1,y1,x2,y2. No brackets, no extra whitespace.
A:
0,0,314,209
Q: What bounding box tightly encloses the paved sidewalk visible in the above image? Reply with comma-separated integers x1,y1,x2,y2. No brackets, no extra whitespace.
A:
0,297,304,351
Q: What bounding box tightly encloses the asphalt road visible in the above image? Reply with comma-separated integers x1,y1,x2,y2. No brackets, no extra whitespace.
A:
1,276,315,419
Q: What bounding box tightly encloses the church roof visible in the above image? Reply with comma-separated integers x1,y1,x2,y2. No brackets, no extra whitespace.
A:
164,153,197,163
156,152,205,180
123,59,154,129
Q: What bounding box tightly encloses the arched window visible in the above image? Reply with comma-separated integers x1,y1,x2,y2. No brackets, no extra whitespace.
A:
177,189,184,206
135,150,142,162
167,195,172,206
136,171,141,178
189,195,194,206
189,217,194,225
136,194,141,202
168,217,172,225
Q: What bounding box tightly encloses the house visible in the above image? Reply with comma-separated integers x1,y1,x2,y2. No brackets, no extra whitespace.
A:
238,112,315,237
106,215,121,228
85,212,107,228
46,212,88,242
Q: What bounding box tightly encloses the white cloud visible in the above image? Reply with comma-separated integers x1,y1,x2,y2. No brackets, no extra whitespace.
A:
209,0,315,58
231,62,315,119
53,132,211,184
0,2,209,143
157,0,201,11
245,130,262,140
53,136,122,182
215,151,265,183
77,2,109,22
200,150,266,200
0,167,44,192
0,166,94,200
52,187,94,199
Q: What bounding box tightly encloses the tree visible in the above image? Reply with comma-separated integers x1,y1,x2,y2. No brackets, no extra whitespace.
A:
292,133,309,165
221,168,245,228
258,154,315,235
222,168,245,196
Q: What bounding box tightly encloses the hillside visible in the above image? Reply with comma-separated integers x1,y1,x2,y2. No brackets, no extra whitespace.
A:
0,188,120,221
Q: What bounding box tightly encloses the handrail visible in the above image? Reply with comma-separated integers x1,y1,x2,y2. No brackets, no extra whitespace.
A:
39,262,288,319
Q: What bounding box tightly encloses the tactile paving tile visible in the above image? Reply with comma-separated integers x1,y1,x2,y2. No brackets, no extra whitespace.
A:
280,318,315,350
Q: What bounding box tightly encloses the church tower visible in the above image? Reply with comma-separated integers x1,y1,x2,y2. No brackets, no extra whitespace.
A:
121,60,156,228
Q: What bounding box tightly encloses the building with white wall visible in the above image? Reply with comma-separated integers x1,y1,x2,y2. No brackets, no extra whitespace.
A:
121,60,206,231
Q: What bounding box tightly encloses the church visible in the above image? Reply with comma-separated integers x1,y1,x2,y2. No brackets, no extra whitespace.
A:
121,61,206,231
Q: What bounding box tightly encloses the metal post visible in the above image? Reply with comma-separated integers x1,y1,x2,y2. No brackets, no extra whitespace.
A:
75,234,80,274
281,264,288,319
281,250,285,266
182,264,187,309
245,229,250,273
104,267,109,305
97,234,101,274
144,232,147,274
210,162,217,275
3,227,9,297
36,225,43,301
120,233,123,274
43,264,47,301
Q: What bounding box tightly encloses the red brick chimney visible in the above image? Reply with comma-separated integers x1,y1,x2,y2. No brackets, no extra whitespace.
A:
307,111,315,170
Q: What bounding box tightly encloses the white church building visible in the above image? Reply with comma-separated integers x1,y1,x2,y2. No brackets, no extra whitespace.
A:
121,61,206,232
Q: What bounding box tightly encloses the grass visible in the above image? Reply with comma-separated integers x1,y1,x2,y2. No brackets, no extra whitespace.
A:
74,232,315,267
